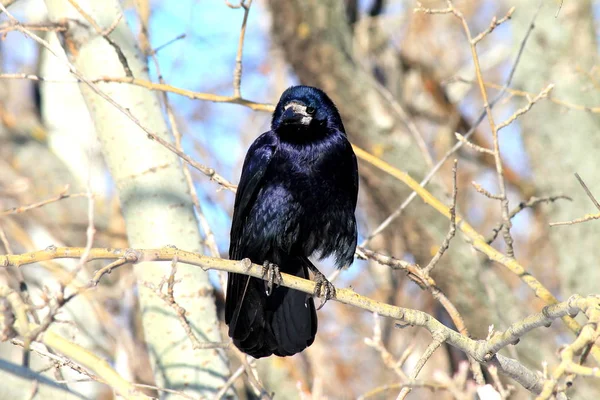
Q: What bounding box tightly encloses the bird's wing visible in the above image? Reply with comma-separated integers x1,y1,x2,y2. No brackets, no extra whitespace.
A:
348,137,359,208
332,130,359,268
229,131,279,260
226,132,278,329
335,129,359,208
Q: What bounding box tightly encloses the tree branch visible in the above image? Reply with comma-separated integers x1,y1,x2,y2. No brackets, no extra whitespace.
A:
4,247,599,395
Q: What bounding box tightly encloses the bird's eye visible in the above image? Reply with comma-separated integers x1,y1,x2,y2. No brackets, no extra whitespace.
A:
306,106,316,115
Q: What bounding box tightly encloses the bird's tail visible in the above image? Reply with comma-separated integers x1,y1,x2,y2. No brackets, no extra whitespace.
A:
225,256,317,358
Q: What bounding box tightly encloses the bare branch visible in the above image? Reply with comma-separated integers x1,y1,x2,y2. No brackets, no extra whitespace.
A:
347,145,600,363
454,132,494,155
496,84,554,132
8,247,593,395
472,7,515,45
472,181,503,200
397,332,447,399
0,73,274,112
365,0,542,243
487,195,572,244
549,213,600,227
550,174,600,226
423,159,458,274
575,172,600,212
0,186,86,216
229,0,253,98
214,365,245,400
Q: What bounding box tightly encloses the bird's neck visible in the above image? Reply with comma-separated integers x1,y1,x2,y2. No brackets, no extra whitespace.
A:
275,124,330,145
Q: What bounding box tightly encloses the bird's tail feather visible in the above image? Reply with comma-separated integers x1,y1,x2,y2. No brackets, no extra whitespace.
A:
225,256,317,358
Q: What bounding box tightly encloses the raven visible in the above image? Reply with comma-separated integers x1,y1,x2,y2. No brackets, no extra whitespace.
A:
226,85,358,358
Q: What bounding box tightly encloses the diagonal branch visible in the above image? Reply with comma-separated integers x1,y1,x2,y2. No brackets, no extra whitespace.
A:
352,138,600,364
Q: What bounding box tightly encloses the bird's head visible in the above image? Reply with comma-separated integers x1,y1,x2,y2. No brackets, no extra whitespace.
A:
271,85,345,139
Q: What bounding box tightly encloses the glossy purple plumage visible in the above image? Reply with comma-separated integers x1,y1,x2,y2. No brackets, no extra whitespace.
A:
226,85,358,358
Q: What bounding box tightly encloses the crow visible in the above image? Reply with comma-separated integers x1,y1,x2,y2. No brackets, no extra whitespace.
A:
226,85,358,358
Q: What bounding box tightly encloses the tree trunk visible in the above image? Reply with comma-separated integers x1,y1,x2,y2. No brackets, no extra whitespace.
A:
43,0,231,397
510,0,600,297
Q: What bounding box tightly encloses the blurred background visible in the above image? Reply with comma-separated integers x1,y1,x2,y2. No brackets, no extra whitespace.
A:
1,0,599,399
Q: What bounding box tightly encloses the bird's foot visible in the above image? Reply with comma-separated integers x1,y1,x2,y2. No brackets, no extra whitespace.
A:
262,261,282,296
312,270,336,310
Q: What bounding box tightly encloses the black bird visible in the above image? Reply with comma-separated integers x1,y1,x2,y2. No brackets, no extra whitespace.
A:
226,85,359,358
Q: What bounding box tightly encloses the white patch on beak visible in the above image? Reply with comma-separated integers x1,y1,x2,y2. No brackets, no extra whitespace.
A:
284,102,313,125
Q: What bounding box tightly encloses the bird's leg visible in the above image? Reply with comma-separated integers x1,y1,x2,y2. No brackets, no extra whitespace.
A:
262,261,282,296
308,265,336,310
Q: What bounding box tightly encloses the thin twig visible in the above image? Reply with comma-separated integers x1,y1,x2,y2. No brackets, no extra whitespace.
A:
141,262,231,351
0,0,18,13
230,348,272,399
451,77,600,114
364,313,409,381
151,33,186,55
397,333,447,399
555,0,563,18
77,153,96,271
91,257,131,286
423,160,458,274
66,0,102,31
574,172,600,211
214,364,245,400
0,186,86,216
358,381,447,400
472,7,515,45
487,195,572,244
230,0,253,98
371,77,435,170
447,1,515,257
0,21,68,34
479,295,590,360
488,364,513,399
549,213,600,227
12,338,197,399
0,73,274,112
496,84,554,131
550,173,600,226
66,0,131,77
472,181,503,200
0,223,13,254
454,132,494,154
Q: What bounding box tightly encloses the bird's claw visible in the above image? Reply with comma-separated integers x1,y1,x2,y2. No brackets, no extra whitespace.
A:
262,261,282,296
313,271,336,310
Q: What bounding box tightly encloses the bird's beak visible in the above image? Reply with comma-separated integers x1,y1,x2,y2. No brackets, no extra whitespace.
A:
281,103,312,126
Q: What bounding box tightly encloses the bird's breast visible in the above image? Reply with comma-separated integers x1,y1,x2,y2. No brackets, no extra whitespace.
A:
243,137,355,260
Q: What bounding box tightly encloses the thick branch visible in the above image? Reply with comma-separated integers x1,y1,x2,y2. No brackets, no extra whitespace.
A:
4,247,598,395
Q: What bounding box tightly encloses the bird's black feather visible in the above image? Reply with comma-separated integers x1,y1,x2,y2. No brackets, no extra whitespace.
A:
226,85,358,358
